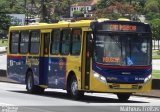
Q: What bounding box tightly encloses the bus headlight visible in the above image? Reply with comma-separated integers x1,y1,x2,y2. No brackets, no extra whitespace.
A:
100,76,107,83
93,72,100,78
144,74,152,83
93,71,107,83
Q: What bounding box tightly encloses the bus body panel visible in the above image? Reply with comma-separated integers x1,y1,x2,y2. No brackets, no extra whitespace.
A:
90,62,152,93
48,57,66,89
7,55,27,84
92,63,151,84
7,20,152,96
66,56,82,90
90,73,152,93
7,55,40,85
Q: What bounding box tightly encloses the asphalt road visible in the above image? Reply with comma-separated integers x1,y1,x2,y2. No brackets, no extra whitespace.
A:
0,82,160,112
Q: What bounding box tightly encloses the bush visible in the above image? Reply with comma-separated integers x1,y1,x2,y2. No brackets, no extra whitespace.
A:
73,11,84,18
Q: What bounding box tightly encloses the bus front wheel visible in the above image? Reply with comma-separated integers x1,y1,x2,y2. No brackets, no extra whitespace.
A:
68,75,84,100
26,71,44,94
117,93,131,102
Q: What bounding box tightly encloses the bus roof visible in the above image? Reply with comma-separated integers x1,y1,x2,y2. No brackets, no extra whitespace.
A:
9,20,92,31
9,19,148,31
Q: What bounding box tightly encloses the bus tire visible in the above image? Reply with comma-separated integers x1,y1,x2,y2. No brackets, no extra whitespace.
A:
117,93,131,102
69,75,84,100
26,71,44,94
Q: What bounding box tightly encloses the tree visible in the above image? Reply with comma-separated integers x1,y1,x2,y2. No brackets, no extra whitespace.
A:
145,0,160,13
0,14,11,30
150,19,160,40
97,0,114,9
96,1,135,19
144,0,160,21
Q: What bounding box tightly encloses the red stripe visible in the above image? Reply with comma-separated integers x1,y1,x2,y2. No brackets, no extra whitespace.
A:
96,63,151,69
7,55,23,59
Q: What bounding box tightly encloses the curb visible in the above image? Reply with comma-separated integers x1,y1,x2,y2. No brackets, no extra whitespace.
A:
0,76,18,84
133,94,160,99
0,51,6,54
152,79,160,89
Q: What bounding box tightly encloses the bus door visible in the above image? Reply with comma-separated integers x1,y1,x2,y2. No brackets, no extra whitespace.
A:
39,30,51,85
82,32,92,90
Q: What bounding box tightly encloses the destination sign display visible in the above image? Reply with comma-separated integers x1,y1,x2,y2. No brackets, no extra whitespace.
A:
110,24,137,31
98,22,149,32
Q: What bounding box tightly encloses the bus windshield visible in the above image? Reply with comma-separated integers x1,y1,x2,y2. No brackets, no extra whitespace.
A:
94,33,151,66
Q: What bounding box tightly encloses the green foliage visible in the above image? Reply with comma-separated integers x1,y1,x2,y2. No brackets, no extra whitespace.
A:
0,0,24,33
0,39,8,47
97,0,113,9
146,12,160,21
73,11,84,18
144,0,160,40
150,19,160,40
152,50,160,59
145,0,160,13
152,70,160,79
0,0,25,13
144,0,160,21
0,14,11,31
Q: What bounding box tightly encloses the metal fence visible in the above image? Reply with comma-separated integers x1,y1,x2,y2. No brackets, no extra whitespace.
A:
152,40,160,50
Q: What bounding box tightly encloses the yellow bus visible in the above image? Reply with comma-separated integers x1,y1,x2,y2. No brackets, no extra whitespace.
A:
7,19,152,101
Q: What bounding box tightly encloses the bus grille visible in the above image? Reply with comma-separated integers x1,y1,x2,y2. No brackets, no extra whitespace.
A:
109,84,142,90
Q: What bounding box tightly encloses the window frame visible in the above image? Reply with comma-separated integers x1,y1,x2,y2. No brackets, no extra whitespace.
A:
50,29,61,55
19,30,30,54
29,30,40,55
61,28,71,55
10,31,20,54
70,28,82,56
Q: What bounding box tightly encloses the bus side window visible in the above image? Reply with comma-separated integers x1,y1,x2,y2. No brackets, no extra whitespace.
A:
61,29,71,55
71,29,81,55
30,31,40,54
20,31,29,54
51,29,61,55
10,32,19,54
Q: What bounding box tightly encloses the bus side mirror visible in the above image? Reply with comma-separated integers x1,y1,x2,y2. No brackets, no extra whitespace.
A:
90,21,98,32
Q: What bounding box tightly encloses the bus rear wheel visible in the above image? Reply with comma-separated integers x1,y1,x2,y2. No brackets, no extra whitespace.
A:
117,93,131,102
26,71,44,94
68,75,84,100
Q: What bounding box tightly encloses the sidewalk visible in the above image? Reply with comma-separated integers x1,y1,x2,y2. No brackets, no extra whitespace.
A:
134,90,160,98
0,76,17,83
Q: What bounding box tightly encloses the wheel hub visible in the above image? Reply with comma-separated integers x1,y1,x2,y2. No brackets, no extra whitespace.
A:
27,76,32,90
71,80,78,95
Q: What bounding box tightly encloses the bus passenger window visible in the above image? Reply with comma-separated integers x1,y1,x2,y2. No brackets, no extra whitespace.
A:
20,31,29,54
51,29,60,55
30,31,40,54
71,29,81,55
10,32,19,54
61,29,71,55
